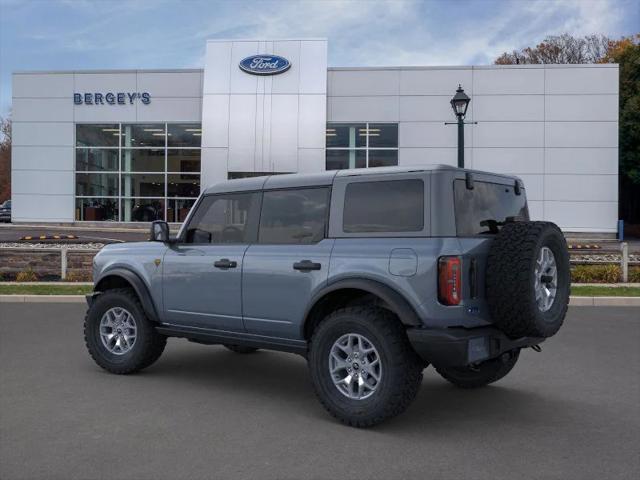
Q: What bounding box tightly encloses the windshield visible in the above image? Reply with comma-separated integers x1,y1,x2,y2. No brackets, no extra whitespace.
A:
454,179,528,236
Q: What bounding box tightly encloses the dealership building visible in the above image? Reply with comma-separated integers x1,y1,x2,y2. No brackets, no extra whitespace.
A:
11,39,619,232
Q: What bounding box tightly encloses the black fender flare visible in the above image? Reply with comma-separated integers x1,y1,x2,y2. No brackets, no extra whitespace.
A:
94,268,160,322
303,278,422,331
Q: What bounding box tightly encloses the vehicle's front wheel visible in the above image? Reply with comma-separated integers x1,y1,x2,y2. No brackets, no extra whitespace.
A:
84,288,167,374
435,349,520,389
309,307,423,427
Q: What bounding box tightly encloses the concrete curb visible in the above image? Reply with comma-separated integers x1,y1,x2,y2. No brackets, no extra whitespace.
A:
569,296,640,306
1,295,639,306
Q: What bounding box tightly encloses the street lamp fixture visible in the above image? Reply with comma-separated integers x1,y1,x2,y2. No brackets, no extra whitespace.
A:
450,84,470,118
445,84,475,169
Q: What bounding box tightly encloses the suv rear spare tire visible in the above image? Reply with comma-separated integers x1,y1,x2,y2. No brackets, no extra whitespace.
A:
486,221,570,339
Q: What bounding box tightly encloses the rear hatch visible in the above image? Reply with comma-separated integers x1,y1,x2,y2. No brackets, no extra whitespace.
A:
452,176,529,320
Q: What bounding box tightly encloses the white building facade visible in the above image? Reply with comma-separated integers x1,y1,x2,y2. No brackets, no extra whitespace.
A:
11,38,619,232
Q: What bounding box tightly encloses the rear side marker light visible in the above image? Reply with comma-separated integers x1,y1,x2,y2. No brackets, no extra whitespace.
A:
438,256,462,306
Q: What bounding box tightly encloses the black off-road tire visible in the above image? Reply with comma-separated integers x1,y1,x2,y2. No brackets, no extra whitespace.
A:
84,288,167,374
223,344,259,354
486,221,570,338
436,350,520,389
308,307,424,428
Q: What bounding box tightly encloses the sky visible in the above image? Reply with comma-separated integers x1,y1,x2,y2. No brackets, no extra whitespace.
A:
0,0,638,116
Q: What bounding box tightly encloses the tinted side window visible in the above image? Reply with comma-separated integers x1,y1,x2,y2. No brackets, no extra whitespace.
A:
185,193,259,244
259,188,329,244
454,180,529,236
343,180,424,233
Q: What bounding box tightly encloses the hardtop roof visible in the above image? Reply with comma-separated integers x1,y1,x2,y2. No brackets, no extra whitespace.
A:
202,165,521,195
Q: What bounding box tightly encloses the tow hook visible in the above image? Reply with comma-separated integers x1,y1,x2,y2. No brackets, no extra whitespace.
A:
530,344,542,353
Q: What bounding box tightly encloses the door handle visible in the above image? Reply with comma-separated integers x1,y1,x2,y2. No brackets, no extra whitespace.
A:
293,260,321,271
214,258,237,269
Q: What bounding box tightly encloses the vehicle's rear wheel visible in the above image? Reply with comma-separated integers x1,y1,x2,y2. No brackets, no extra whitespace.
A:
223,344,259,354
308,307,423,427
486,221,570,338
436,350,520,389
84,288,167,374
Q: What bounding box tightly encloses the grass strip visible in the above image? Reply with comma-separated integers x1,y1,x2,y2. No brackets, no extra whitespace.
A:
571,285,640,297
0,284,93,295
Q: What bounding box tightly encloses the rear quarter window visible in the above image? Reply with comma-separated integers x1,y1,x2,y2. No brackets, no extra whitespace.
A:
343,179,424,233
454,179,529,236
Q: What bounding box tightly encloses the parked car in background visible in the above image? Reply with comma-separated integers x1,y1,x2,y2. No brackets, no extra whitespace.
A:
0,200,11,223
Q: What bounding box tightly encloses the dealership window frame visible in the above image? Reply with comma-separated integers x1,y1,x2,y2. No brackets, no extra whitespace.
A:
325,122,399,170
74,123,202,222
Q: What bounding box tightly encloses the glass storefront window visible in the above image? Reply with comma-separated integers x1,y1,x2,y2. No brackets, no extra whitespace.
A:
368,150,399,168
121,174,165,197
76,124,120,147
227,172,287,179
76,173,118,197
368,124,398,148
167,149,200,173
167,174,200,198
122,149,165,172
326,123,366,148
167,199,196,223
326,150,366,170
121,198,165,222
168,124,202,147
75,123,201,222
326,122,398,170
76,198,118,221
75,148,118,171
121,124,166,147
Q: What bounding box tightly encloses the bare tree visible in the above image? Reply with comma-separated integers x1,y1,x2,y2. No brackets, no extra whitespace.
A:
0,116,11,202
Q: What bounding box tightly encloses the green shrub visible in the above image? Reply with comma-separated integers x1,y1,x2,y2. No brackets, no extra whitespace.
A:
571,264,621,283
15,268,39,282
65,271,92,282
629,266,640,283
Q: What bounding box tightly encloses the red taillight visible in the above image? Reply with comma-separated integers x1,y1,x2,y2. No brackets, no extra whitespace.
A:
438,256,462,306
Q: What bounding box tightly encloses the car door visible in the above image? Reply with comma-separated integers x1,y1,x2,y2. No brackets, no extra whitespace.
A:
242,187,334,339
162,191,260,331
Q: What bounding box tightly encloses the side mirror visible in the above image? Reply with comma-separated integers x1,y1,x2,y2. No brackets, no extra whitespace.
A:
150,220,170,242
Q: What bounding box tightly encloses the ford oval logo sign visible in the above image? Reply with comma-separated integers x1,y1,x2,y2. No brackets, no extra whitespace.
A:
239,55,291,75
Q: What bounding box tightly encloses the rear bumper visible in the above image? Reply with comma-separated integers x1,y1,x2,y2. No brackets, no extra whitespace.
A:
406,326,543,368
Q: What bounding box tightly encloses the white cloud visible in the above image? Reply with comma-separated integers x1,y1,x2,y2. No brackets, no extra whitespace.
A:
190,0,629,67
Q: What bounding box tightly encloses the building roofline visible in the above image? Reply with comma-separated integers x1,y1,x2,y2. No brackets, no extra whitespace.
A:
328,63,618,71
13,62,618,76
13,68,204,75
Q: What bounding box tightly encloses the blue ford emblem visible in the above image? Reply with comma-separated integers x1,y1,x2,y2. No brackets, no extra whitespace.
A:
239,55,291,75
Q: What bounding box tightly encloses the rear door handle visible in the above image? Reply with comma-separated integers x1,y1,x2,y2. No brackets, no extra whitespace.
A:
214,258,237,269
293,260,321,271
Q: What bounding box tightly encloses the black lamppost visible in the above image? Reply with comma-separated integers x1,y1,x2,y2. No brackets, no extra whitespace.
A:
446,85,474,168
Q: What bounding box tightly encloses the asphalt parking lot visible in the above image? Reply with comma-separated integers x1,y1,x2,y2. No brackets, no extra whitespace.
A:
1,304,638,480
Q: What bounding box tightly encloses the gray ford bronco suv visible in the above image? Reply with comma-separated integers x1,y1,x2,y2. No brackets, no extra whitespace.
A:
85,165,570,427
